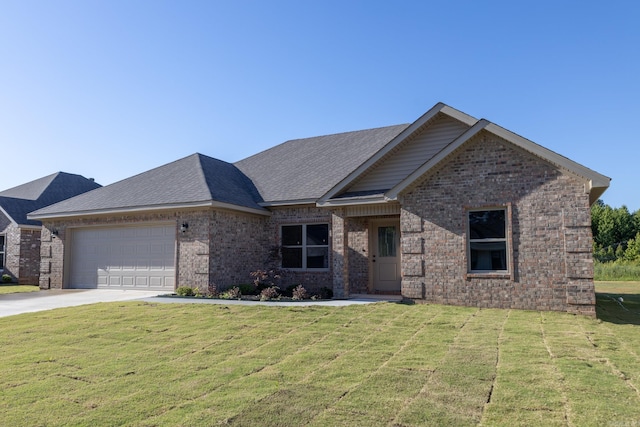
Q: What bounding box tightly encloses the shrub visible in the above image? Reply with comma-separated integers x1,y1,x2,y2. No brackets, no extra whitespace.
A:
1,274,12,283
175,286,195,297
318,287,333,299
260,286,280,301
219,286,242,299
291,285,308,300
251,269,282,289
237,283,257,295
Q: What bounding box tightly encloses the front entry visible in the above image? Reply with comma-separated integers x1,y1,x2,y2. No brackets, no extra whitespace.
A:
371,219,401,292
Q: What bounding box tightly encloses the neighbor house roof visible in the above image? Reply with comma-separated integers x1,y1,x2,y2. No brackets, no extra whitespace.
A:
0,172,102,226
29,153,267,219
234,124,410,205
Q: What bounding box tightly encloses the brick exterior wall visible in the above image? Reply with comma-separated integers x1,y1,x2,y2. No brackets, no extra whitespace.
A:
209,209,268,292
1,223,21,282
39,209,271,292
398,132,596,315
266,206,333,294
0,221,41,285
346,217,370,294
18,228,41,284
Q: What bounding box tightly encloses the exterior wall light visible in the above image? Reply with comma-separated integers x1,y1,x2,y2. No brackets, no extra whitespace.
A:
180,222,189,233
51,229,59,238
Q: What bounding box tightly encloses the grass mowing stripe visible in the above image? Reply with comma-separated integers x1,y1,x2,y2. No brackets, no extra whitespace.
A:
225,304,417,426
541,311,640,426
480,310,568,427
306,308,461,426
141,303,395,426
393,308,509,427
2,300,640,426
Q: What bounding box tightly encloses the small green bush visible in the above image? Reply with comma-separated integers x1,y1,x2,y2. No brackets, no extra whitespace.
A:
219,286,242,299
260,286,280,301
1,274,12,283
291,285,308,300
175,286,195,297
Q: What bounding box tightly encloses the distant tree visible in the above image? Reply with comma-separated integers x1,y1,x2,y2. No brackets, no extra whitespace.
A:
591,201,637,250
623,232,640,262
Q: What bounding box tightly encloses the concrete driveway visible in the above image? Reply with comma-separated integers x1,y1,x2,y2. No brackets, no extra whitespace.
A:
0,289,402,318
0,289,162,318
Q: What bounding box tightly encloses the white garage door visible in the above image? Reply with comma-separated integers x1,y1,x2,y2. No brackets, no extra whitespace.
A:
69,224,176,290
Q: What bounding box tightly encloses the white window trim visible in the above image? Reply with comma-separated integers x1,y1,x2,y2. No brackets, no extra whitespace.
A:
281,223,330,271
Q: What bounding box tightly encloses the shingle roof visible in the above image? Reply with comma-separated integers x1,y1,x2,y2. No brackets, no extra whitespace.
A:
234,124,409,203
0,172,102,226
29,154,265,218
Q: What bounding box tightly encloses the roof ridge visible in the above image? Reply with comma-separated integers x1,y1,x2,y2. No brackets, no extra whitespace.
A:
193,153,215,200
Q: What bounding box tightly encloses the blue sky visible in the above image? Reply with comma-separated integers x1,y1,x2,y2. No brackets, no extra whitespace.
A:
1,1,638,211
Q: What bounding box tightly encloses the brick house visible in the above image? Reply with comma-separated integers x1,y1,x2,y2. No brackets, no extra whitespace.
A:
0,172,101,284
28,103,610,315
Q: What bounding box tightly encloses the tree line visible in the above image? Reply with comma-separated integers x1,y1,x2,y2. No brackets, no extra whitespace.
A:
591,200,640,263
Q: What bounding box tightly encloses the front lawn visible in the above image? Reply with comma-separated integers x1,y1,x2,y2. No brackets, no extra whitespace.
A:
0,283,40,295
0,294,639,426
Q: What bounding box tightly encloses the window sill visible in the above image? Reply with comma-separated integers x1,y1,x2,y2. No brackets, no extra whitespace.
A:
282,268,330,273
466,272,512,280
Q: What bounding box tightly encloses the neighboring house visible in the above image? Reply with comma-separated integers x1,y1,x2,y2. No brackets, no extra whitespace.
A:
28,103,610,315
0,172,101,284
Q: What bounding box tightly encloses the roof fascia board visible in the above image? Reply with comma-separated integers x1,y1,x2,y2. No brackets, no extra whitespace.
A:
385,119,490,199
439,105,478,126
318,102,458,204
17,224,41,230
28,200,270,221
209,201,271,216
259,199,318,207
316,195,388,207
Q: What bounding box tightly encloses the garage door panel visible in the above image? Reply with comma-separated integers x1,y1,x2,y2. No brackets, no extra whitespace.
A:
70,224,176,291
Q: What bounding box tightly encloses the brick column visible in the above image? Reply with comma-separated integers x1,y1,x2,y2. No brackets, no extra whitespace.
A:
563,207,596,316
39,224,64,289
400,209,425,299
331,209,349,299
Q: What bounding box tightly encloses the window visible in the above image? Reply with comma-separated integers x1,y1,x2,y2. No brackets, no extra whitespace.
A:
378,226,397,257
0,235,4,270
281,224,329,269
468,209,508,272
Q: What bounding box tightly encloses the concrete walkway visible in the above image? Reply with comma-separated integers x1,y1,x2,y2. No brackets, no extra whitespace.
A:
0,290,402,318
141,293,402,307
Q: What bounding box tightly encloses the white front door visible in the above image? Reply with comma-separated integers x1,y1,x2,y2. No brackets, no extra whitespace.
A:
371,220,401,292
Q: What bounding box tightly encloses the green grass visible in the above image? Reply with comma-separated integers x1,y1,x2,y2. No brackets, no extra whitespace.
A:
0,283,40,294
595,260,640,281
595,281,640,325
0,295,639,426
